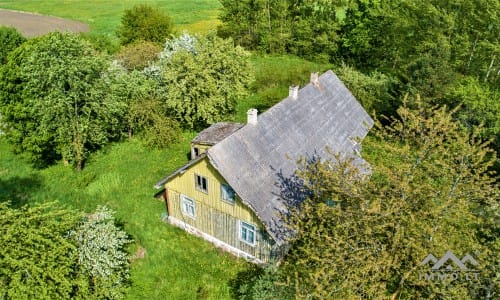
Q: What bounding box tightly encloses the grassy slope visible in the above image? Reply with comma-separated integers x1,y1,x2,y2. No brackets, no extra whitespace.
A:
0,133,248,299
0,54,331,298
0,0,222,35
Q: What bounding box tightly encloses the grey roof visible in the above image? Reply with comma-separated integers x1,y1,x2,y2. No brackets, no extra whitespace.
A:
207,70,374,244
191,122,244,145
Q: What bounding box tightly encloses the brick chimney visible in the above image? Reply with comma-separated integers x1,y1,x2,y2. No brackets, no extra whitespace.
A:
289,85,299,99
247,108,258,125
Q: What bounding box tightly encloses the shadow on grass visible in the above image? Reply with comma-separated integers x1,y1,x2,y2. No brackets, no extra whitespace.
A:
0,175,42,207
228,264,264,299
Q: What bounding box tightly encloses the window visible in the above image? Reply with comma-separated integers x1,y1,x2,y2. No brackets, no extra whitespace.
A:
180,195,196,218
193,147,199,157
239,221,256,246
195,174,208,193
221,184,235,204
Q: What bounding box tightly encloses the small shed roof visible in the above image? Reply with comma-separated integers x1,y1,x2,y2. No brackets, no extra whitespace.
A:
191,122,244,145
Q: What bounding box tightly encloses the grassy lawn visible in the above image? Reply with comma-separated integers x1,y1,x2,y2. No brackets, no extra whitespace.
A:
0,0,222,35
0,134,248,299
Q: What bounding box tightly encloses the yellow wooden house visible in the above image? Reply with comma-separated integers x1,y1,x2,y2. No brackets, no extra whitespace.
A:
154,71,373,263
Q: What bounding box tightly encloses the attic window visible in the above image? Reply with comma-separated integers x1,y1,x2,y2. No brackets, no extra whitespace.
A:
193,147,199,157
195,174,208,193
239,221,256,246
221,184,235,204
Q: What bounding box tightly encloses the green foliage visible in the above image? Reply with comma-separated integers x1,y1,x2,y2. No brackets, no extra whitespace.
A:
445,77,500,149
0,32,127,170
80,32,120,54
0,26,26,64
116,4,174,46
0,1,222,36
218,0,343,60
279,98,498,298
0,202,84,299
335,64,396,117
68,206,131,299
0,137,249,299
235,264,293,300
157,33,254,129
116,41,162,71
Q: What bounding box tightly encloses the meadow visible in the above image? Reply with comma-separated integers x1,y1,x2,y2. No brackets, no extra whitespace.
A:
0,2,332,298
0,0,222,35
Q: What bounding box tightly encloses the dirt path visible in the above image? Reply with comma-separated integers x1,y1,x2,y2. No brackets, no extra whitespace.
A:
0,9,89,37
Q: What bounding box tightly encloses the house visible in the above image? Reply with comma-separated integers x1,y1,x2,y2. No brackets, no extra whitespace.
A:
154,70,374,263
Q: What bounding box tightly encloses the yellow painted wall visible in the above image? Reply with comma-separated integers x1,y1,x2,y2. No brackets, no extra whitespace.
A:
165,156,274,261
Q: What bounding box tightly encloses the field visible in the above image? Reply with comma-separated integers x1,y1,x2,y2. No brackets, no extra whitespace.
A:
0,0,222,35
0,9,89,37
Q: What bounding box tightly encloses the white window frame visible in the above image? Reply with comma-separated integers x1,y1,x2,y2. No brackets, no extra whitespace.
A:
220,183,235,204
195,174,208,193
239,221,256,246
180,194,196,219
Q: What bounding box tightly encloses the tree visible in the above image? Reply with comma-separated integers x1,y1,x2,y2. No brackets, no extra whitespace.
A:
116,4,174,46
279,98,498,298
218,0,343,60
155,33,254,129
445,77,500,151
335,64,396,117
116,41,162,71
0,32,127,170
68,206,131,299
0,203,133,299
0,202,84,299
0,26,26,64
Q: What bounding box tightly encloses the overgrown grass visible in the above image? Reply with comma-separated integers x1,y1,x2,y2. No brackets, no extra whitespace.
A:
0,134,248,299
0,0,222,35
231,55,333,123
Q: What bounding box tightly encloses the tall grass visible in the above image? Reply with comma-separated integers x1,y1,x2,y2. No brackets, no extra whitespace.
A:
0,134,248,299
0,0,221,35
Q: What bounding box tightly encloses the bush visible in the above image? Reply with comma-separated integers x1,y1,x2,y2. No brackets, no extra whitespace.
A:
0,26,26,64
116,4,174,46
116,41,162,71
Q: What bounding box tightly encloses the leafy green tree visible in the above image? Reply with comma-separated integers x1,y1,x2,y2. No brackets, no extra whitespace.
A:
116,4,174,46
279,97,498,298
445,77,500,151
335,64,396,117
0,32,126,170
116,41,162,71
218,0,343,60
156,33,254,129
0,26,26,64
0,202,84,299
68,206,131,299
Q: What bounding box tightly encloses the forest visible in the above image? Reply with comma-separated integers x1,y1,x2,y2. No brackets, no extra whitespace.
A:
0,0,498,299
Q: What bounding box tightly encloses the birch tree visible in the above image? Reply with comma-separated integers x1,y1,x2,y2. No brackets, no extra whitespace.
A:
280,97,498,299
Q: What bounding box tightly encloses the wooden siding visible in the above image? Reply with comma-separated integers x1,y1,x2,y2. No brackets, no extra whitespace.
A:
165,156,275,261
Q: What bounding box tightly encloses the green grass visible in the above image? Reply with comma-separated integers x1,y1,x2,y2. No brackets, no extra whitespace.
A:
0,134,248,299
0,0,222,35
